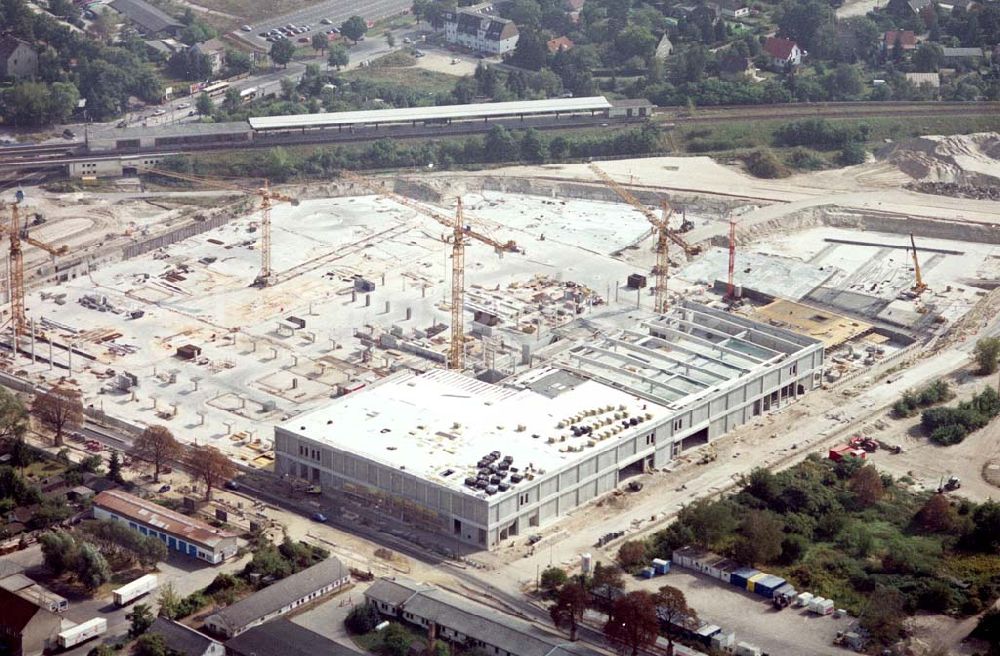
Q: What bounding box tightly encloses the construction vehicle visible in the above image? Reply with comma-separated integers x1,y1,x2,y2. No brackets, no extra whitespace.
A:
142,167,298,287
939,475,961,492
338,170,517,370
849,435,879,453
910,233,928,295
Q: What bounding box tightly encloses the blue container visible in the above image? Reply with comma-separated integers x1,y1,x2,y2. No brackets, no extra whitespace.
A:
652,558,671,575
754,575,787,598
773,583,796,600
730,567,759,590
640,567,655,579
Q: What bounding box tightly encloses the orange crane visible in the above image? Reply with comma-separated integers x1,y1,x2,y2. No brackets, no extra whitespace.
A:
142,167,298,287
339,170,518,370
588,163,683,313
910,233,927,295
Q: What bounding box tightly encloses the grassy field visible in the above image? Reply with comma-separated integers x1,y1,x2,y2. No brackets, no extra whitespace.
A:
341,54,460,97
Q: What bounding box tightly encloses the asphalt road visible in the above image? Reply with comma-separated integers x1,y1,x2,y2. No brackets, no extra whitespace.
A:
230,0,411,49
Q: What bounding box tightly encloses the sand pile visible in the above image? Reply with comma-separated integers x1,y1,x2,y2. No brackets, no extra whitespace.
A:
880,132,1000,185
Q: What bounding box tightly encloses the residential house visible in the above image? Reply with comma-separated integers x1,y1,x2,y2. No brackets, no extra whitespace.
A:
887,0,933,15
224,619,361,656
92,489,239,564
546,36,574,54
204,557,349,638
190,38,227,74
0,36,37,80
441,6,519,55
905,71,941,92
719,54,754,80
0,588,62,656
366,578,606,656
148,618,223,656
713,0,750,18
108,0,182,36
882,30,917,54
564,0,585,22
763,36,803,69
942,46,985,62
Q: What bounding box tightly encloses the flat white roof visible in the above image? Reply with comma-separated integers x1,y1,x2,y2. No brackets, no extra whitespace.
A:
248,97,612,130
280,367,667,498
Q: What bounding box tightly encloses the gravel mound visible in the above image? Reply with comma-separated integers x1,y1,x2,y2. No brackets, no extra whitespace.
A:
879,132,1000,185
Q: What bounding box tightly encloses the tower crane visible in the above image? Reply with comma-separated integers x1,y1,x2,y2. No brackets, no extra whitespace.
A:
588,163,685,313
338,170,518,370
910,233,928,295
142,167,298,287
2,191,69,344
727,216,737,299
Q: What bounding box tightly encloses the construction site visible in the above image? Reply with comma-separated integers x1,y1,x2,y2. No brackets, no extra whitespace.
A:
0,133,999,532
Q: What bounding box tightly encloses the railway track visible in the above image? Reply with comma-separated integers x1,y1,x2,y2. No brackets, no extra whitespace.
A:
0,101,996,173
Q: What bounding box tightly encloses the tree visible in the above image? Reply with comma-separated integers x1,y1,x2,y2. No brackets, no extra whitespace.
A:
185,445,235,501
520,129,547,164
345,603,382,634
132,427,181,485
382,623,411,656
270,38,295,68
733,510,784,565
107,449,124,484
591,562,624,592
134,633,169,656
974,337,1000,374
196,92,213,116
913,42,944,72
312,33,328,52
616,540,648,571
825,64,864,99
40,531,79,574
507,28,547,70
77,543,112,590
678,498,736,548
775,0,834,53
540,566,568,594
0,388,27,444
915,494,954,532
971,608,1000,656
485,125,520,162
225,49,252,75
859,586,906,646
33,383,83,446
328,44,349,70
157,582,181,619
386,32,396,47
656,586,695,655
222,86,241,113
850,465,885,507
604,591,660,656
128,603,154,637
550,583,587,640
340,15,368,43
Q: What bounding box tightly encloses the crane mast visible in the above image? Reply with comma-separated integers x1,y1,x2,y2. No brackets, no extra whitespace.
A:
449,199,467,370
8,202,25,335
910,233,927,294
654,202,671,314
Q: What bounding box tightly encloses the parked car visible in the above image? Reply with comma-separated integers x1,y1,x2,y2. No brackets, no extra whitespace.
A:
241,24,252,31
177,102,189,109
311,512,328,522
62,128,75,138
298,36,309,42
158,485,171,493
224,480,240,491
152,109,166,116
320,17,331,24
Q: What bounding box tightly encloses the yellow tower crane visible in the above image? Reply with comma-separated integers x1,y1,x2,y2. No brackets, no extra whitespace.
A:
339,170,518,370
142,167,298,287
910,233,928,295
588,163,695,313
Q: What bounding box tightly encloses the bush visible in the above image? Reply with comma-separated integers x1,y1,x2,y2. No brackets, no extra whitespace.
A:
784,148,827,170
617,540,648,571
921,387,1000,445
773,119,865,150
345,603,382,634
743,149,788,178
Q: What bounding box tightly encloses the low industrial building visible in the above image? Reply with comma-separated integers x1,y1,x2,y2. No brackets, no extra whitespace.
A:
223,618,361,656
0,588,62,656
92,489,239,564
275,302,823,549
148,618,223,656
204,557,349,638
366,578,603,656
108,0,183,36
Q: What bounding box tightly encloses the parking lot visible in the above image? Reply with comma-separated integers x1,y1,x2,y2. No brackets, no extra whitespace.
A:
230,0,411,49
632,569,852,656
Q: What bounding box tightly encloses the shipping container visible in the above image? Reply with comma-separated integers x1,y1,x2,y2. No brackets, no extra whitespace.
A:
651,558,670,575
795,592,814,607
712,558,738,584
113,573,158,606
772,583,797,602
746,572,767,593
640,567,655,579
735,642,762,656
729,567,759,590
814,599,835,615
57,618,107,649
711,632,735,650
754,574,787,598
694,624,721,646
808,597,830,614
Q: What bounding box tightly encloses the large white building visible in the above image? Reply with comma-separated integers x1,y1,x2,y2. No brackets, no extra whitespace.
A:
274,303,823,550
441,5,519,55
